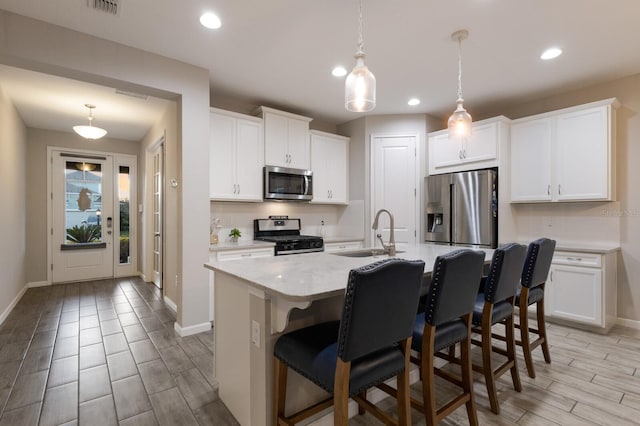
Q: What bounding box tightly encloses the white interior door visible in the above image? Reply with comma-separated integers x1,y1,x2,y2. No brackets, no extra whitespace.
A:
372,135,417,247
51,151,114,283
151,145,163,289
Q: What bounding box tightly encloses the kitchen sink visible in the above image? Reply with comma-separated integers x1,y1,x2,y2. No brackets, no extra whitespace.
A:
330,249,405,258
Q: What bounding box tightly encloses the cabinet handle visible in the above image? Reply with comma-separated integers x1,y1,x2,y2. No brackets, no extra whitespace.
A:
567,257,583,262
240,253,252,257
462,149,466,159
458,150,462,159
237,184,240,194
558,184,562,195
547,184,550,196
233,184,237,194
550,271,553,281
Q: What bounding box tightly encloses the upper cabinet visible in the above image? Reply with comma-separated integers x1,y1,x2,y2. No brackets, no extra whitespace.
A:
257,106,313,170
428,116,510,175
209,108,264,202
510,98,619,203
310,130,349,204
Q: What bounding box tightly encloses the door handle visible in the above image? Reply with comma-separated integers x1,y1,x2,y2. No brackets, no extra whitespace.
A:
107,217,113,235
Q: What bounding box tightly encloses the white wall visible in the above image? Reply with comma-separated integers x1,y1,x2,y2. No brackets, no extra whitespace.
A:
0,83,27,323
0,10,211,331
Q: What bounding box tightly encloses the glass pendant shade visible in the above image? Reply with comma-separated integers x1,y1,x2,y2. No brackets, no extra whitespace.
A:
448,101,472,140
73,125,108,140
73,104,107,140
345,53,376,112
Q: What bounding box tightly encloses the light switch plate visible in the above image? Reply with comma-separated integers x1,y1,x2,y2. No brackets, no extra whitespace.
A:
251,320,261,348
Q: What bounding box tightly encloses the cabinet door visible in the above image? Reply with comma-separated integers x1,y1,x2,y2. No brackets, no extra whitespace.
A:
463,121,497,164
264,112,288,167
310,134,331,203
510,118,553,202
323,241,363,252
235,119,264,201
547,265,603,326
287,118,310,169
428,133,462,174
555,106,609,201
328,137,348,203
209,113,236,199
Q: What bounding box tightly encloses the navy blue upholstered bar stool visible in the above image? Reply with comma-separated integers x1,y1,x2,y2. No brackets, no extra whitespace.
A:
410,249,485,426
273,258,425,425
515,238,556,378
471,242,527,414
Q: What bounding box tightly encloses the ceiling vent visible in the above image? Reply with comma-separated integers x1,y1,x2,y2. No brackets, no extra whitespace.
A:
88,0,120,16
115,89,149,100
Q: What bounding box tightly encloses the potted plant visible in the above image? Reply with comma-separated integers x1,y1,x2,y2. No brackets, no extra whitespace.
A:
229,227,241,243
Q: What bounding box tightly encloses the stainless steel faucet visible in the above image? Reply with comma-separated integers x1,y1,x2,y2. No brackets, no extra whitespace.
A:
372,209,396,256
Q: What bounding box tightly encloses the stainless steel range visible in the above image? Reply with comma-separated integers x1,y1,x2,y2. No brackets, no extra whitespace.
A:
254,216,324,255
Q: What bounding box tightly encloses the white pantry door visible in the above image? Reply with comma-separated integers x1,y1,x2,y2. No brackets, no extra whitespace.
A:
51,151,114,283
371,135,417,246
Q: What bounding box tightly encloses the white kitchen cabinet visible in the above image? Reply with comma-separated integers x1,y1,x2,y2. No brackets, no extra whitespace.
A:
546,249,617,332
323,241,363,253
510,98,618,203
209,108,263,201
310,130,349,204
258,106,313,170
427,116,509,175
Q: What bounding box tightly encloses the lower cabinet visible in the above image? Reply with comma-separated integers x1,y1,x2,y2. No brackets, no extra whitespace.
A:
324,241,363,253
546,250,617,332
209,246,274,321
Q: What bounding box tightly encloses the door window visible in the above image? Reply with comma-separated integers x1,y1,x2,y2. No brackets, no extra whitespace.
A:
119,166,131,264
64,161,103,244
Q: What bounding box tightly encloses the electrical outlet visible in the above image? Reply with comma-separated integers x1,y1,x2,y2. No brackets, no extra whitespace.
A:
251,320,261,348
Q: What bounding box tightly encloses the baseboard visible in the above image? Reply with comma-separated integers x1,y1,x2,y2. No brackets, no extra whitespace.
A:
174,321,212,337
616,317,640,330
0,284,28,325
163,296,177,313
139,272,149,282
28,281,50,288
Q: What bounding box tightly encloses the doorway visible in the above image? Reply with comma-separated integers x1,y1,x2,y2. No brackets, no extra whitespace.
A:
370,134,419,247
49,148,137,283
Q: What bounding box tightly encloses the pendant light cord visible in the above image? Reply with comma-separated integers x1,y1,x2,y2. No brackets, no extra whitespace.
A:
457,36,463,102
357,0,364,55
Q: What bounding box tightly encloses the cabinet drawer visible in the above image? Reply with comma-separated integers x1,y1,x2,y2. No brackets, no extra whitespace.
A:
552,251,602,268
216,247,274,261
324,241,363,253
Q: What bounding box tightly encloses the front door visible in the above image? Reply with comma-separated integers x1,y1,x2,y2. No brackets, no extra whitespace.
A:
51,151,114,282
371,135,418,247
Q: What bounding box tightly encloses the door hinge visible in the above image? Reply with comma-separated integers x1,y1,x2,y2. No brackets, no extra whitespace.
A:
51,192,53,200
414,230,417,237
51,228,53,236
50,264,53,271
414,188,416,196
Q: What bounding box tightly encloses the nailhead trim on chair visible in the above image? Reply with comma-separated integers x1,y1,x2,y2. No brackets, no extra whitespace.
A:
522,243,540,288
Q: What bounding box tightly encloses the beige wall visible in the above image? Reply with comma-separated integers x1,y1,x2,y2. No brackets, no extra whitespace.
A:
138,101,179,305
0,10,211,331
24,128,139,284
0,84,27,321
493,73,640,322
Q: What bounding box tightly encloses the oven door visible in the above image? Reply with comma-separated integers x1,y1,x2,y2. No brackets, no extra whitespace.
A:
264,166,313,201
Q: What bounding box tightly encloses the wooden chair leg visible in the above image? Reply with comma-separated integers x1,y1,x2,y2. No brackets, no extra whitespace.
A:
519,288,536,378
481,307,499,414
334,358,351,426
462,315,478,426
537,296,551,364
357,391,366,415
397,338,412,426
273,356,288,424
421,325,438,426
505,315,522,392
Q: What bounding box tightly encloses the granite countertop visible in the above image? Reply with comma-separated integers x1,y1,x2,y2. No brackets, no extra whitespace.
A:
209,240,275,253
204,243,493,301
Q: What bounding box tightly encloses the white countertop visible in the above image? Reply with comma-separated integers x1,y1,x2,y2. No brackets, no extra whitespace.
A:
323,237,365,243
209,240,275,253
553,243,620,254
204,244,493,301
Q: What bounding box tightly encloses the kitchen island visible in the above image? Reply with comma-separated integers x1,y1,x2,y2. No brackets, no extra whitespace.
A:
204,244,492,426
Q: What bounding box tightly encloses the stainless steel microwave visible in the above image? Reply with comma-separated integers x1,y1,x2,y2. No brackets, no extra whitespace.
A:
264,165,313,201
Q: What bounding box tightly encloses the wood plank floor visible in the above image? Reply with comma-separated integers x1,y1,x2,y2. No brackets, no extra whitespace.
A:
2,277,640,425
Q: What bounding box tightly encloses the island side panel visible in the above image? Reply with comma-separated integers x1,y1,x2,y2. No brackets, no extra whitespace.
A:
214,271,252,426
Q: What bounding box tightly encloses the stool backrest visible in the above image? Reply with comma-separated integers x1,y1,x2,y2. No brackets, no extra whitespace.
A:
424,249,485,326
484,243,527,303
521,238,556,289
337,259,425,362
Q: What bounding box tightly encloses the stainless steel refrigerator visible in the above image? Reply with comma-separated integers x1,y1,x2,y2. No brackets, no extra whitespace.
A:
425,169,498,248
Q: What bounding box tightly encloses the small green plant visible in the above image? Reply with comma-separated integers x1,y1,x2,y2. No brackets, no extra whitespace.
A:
229,228,242,239
66,224,101,243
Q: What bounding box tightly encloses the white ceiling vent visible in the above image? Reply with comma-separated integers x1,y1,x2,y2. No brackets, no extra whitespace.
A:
88,0,120,16
115,89,149,100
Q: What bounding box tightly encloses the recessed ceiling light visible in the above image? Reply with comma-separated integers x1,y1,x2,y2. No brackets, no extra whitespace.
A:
200,12,222,29
408,98,421,106
541,47,562,60
332,66,347,77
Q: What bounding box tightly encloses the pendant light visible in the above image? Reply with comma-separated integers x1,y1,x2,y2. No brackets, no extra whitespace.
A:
448,29,472,141
73,104,107,140
345,0,376,112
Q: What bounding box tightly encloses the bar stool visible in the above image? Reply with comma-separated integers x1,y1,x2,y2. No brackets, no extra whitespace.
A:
273,258,425,425
471,243,527,414
515,238,556,378
410,249,486,426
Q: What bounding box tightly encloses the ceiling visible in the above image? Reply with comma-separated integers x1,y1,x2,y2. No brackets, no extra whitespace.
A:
0,0,639,137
